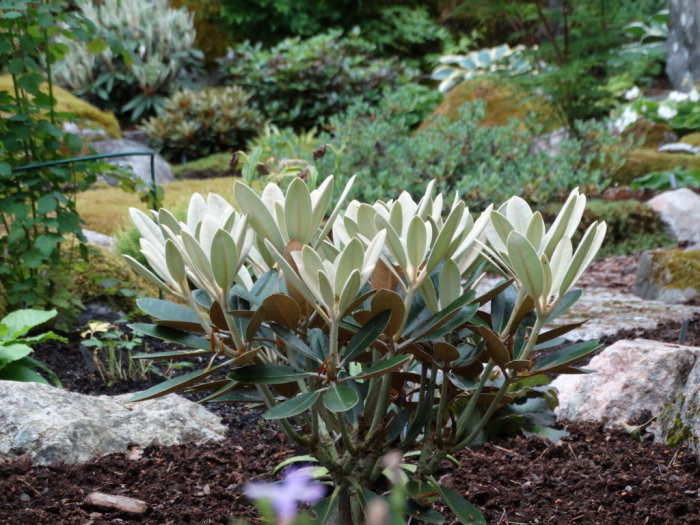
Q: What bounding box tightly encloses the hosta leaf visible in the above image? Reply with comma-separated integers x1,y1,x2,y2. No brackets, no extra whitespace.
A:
1,308,57,339
323,384,360,413
0,343,33,367
264,391,319,419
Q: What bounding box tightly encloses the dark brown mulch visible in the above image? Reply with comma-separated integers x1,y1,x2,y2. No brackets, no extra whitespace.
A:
2,255,700,524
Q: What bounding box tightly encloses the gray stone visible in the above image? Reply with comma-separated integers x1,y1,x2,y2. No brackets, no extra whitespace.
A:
90,139,173,185
477,277,700,341
667,0,700,91
528,128,569,157
634,249,700,303
82,228,115,250
553,339,699,426
647,188,700,246
0,381,226,465
658,142,700,155
657,352,700,454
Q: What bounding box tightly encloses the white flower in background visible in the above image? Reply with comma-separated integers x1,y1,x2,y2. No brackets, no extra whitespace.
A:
624,86,640,100
613,106,639,131
690,88,699,102
658,104,678,120
668,90,689,102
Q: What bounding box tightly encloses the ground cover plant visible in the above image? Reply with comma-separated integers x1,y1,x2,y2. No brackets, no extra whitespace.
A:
125,176,606,523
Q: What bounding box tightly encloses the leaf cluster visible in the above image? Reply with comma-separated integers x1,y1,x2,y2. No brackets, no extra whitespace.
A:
141,87,264,162
218,29,413,130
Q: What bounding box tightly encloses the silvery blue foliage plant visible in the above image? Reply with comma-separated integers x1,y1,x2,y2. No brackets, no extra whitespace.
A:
125,177,605,524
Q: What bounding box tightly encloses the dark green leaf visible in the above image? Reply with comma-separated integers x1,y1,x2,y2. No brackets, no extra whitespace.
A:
544,289,582,324
354,354,411,380
130,363,228,402
323,384,359,413
433,483,486,525
531,340,601,373
228,364,313,384
341,310,390,363
128,323,210,351
270,324,323,363
264,391,319,419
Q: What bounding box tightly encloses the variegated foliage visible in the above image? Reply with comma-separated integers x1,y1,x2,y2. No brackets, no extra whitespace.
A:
125,179,604,523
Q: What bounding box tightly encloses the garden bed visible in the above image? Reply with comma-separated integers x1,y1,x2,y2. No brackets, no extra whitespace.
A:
1,256,700,524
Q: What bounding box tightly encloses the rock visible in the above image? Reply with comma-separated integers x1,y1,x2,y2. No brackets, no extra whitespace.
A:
90,139,174,185
527,128,569,157
647,188,700,246
478,278,700,341
667,0,700,91
553,339,699,427
82,228,115,250
0,74,120,139
659,142,700,154
0,381,226,465
613,148,700,185
427,77,561,131
634,249,700,302
656,355,700,453
83,492,148,515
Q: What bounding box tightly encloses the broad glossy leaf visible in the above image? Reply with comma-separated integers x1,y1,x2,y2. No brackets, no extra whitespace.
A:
354,355,412,380
536,321,586,344
0,343,32,367
262,293,301,329
228,364,314,384
433,483,486,525
342,310,390,363
323,384,360,413
272,455,318,474
271,324,324,363
406,216,429,270
370,289,405,337
137,298,200,325
0,360,49,384
408,290,476,340
264,391,320,419
210,230,239,290
477,326,510,368
531,340,601,374
507,232,544,301
130,363,228,402
128,323,210,350
544,288,582,324
284,177,314,243
233,181,285,250
434,341,460,362
474,278,513,306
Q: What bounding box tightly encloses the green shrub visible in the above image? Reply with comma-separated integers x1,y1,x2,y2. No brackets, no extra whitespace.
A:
141,87,263,162
219,29,413,129
313,95,627,206
53,0,203,122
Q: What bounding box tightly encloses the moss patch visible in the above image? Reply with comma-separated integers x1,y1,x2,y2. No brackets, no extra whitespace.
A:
613,147,700,185
648,249,700,290
0,74,121,138
622,119,677,149
77,176,236,235
680,132,700,147
429,77,562,131
172,153,234,180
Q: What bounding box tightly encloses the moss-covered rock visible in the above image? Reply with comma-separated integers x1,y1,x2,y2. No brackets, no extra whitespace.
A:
680,132,700,146
172,153,234,179
634,249,700,302
0,74,121,138
621,119,677,148
613,147,700,185
429,77,562,131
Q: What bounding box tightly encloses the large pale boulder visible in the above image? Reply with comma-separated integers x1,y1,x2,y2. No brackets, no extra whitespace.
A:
0,381,226,465
634,249,700,303
91,139,174,185
647,188,700,247
657,353,700,454
553,339,698,426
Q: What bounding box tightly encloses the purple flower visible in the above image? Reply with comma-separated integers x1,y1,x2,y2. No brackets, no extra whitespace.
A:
244,468,325,522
